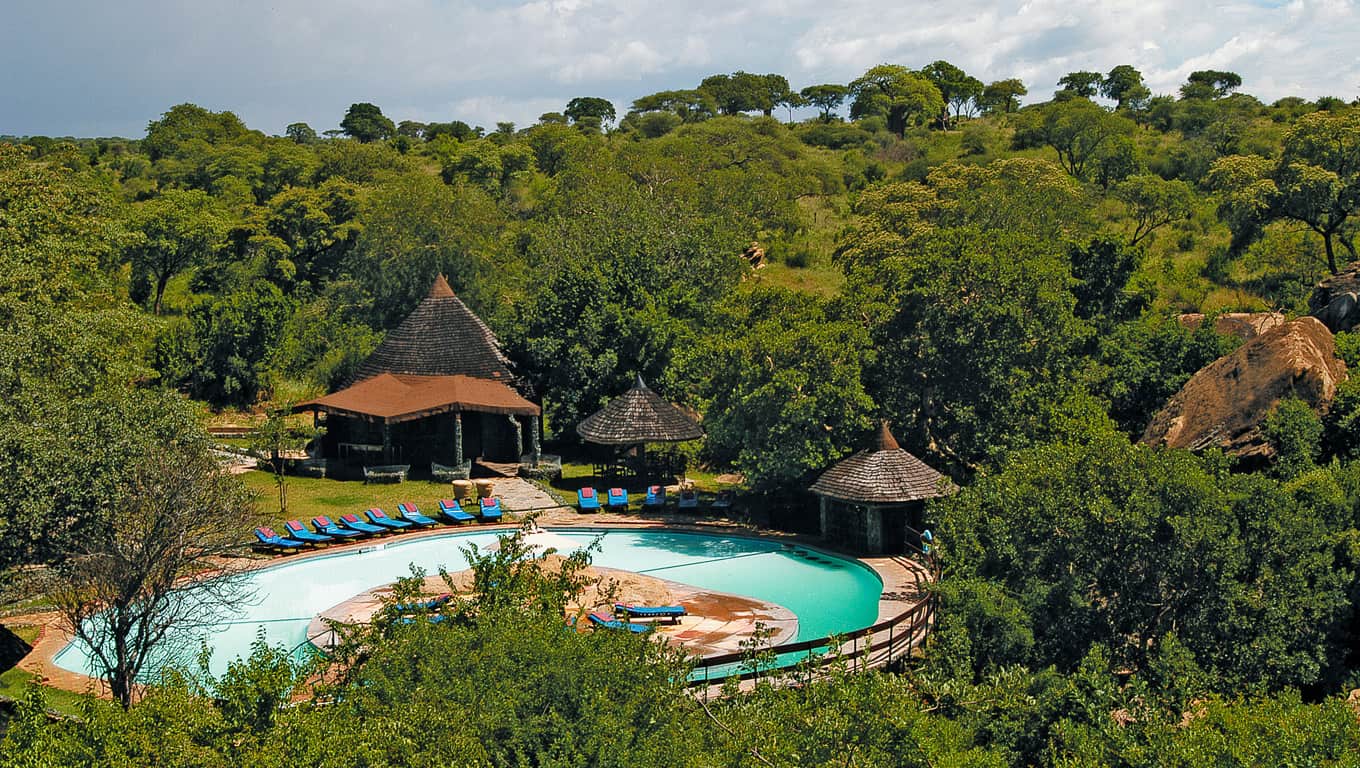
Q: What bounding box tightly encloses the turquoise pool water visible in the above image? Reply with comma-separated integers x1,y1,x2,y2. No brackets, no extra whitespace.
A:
53,528,882,680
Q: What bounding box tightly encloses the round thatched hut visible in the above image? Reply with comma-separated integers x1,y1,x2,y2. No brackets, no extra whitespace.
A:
809,422,952,554
577,375,703,479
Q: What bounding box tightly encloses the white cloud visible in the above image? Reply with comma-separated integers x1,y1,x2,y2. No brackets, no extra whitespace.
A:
1,0,1356,136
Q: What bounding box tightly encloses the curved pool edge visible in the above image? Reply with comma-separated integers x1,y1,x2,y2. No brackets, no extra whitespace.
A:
24,520,926,700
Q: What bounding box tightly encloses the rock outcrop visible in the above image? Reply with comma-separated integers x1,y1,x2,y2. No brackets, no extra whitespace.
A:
1142,317,1347,460
1310,264,1360,332
1178,312,1286,340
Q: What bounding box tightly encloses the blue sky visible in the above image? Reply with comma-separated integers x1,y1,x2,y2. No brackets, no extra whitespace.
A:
2,0,1357,137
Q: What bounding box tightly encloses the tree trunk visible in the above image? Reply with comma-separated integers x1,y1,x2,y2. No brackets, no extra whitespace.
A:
1324,232,1339,275
153,273,170,315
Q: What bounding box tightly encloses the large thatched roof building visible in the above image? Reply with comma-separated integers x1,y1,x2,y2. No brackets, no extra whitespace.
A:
297,276,540,476
810,422,952,554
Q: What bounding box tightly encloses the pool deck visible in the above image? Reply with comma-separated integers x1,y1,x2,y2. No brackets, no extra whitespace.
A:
10,477,932,699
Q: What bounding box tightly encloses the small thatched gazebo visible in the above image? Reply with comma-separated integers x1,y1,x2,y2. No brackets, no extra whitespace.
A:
810,422,952,554
577,375,703,479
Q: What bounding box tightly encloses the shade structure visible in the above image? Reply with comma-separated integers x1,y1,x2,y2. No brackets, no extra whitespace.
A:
576,375,704,446
295,373,539,423
810,422,952,505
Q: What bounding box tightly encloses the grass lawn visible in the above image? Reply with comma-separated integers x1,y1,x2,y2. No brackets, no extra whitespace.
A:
0,624,97,717
241,471,479,527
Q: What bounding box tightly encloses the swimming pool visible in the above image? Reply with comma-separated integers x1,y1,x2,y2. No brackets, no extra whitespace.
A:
53,528,883,680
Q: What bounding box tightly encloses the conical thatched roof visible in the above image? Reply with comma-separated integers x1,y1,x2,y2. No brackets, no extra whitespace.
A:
809,422,952,505
576,375,704,445
349,275,513,385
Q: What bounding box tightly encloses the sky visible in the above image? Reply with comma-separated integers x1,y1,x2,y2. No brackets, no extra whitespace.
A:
2,0,1357,138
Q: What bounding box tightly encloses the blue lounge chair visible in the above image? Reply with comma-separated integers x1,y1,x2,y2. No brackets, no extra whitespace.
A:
437,498,476,524
587,611,649,634
577,487,601,512
338,513,386,535
643,485,665,508
479,497,503,522
614,603,686,623
606,487,628,509
711,490,735,511
366,508,412,530
313,515,367,539
677,489,699,511
396,614,448,625
253,527,306,551
394,594,452,613
283,520,333,545
396,502,437,528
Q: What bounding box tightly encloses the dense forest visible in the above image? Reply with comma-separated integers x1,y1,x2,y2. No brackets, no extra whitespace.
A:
5,60,1360,764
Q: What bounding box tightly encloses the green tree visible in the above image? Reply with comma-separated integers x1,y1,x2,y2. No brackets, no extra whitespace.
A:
339,102,395,142
800,83,849,120
1026,98,1137,179
848,65,945,137
564,96,617,126
125,189,227,314
1208,109,1360,272
283,122,317,143
1100,64,1151,111
979,78,1027,114
921,60,984,125
248,402,321,516
1056,71,1104,98
1113,173,1196,246
1182,69,1243,100
686,288,875,492
630,89,718,123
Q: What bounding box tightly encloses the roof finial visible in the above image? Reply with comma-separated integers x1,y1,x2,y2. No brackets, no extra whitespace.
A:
428,274,455,299
876,419,900,452
634,373,648,390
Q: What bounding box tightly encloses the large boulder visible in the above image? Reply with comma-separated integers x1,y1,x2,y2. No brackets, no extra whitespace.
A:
1178,312,1286,340
1310,263,1360,332
1142,317,1347,460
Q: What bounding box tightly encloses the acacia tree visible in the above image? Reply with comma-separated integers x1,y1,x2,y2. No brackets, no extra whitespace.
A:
1208,109,1360,272
340,103,395,143
979,79,1027,114
48,433,258,708
1101,65,1151,111
800,84,848,120
1057,71,1103,98
564,97,617,127
1113,174,1196,246
921,60,983,126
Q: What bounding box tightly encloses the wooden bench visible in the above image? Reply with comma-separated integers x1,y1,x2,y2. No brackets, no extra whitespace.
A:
363,464,410,484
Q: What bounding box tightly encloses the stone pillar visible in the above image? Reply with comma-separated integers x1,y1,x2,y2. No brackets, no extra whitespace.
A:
529,416,541,464
381,421,392,464
510,414,523,459
818,495,830,538
453,413,464,467
865,506,883,554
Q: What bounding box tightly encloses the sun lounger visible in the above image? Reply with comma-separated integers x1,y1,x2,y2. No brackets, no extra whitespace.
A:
606,487,628,509
587,611,649,634
393,594,452,613
479,497,503,522
437,498,476,524
396,614,448,625
313,515,367,538
253,527,307,551
337,513,386,535
677,489,699,511
643,485,665,508
577,487,601,512
711,490,735,510
283,520,333,544
614,603,686,623
396,502,438,527
365,508,413,530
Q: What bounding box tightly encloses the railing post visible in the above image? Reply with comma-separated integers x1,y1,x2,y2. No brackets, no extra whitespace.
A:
888,622,894,666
